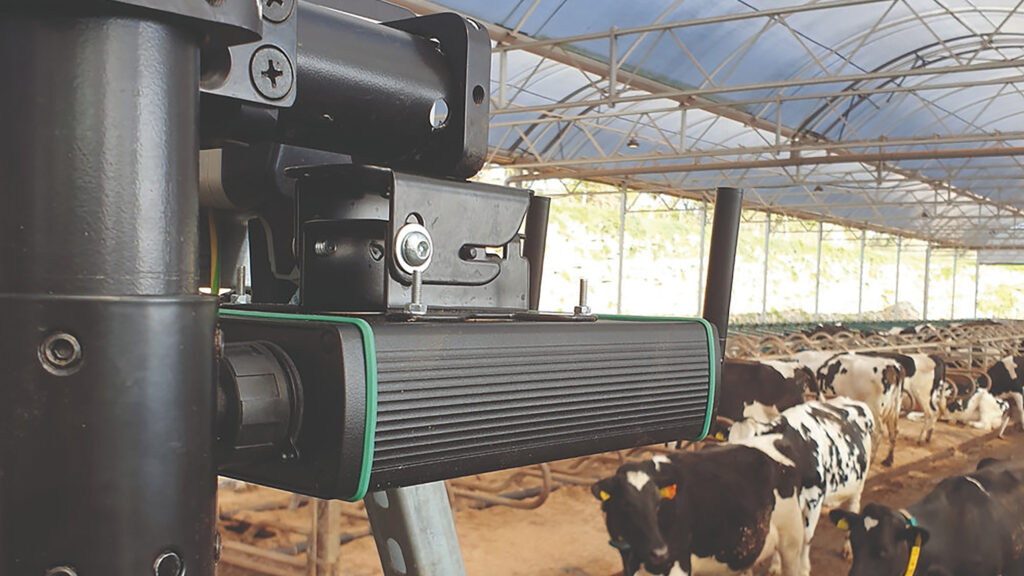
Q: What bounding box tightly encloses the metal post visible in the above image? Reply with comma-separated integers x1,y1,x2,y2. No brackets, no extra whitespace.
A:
697,199,707,315
365,483,467,576
498,49,507,107
761,214,771,323
814,222,823,321
616,185,627,314
0,8,217,575
951,249,959,319
857,230,866,321
524,196,550,311
680,107,688,151
608,28,618,106
308,500,342,576
974,255,981,318
702,187,744,355
923,244,932,321
894,236,902,321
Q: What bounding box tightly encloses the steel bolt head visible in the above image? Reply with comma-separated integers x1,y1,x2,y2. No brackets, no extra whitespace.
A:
402,232,432,267
39,332,83,376
314,240,337,257
250,46,293,101
405,302,428,315
262,0,295,22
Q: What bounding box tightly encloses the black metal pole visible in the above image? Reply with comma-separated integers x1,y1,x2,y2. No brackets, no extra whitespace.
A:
0,7,217,576
524,195,551,311
702,187,743,355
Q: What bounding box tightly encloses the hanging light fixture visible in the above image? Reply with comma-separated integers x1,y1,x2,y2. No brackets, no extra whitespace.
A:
627,137,639,149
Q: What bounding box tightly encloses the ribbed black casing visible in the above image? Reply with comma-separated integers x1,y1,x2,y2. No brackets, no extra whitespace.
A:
369,320,715,489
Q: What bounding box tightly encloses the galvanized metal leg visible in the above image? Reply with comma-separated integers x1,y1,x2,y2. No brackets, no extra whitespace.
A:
616,185,627,314
365,482,467,576
923,244,932,320
761,213,771,324
974,256,981,318
697,199,707,316
814,222,823,321
857,230,866,321
951,249,959,319
894,236,902,321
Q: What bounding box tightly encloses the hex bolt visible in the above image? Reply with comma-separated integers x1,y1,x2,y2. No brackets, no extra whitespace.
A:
314,240,336,257
39,332,83,376
46,567,78,576
405,270,427,316
250,46,293,101
401,231,432,268
154,551,184,576
262,0,295,22
574,278,592,316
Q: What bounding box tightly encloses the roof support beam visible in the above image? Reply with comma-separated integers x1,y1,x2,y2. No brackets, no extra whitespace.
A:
508,145,1024,181
506,130,1024,169
490,0,894,53
492,59,1024,115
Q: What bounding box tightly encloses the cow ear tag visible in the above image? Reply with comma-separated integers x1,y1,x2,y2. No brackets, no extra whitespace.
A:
599,490,611,501
659,484,677,500
836,518,850,531
714,432,726,441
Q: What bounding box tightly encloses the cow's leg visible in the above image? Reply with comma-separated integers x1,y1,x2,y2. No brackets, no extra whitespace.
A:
1010,392,1024,431
908,386,933,444
773,497,804,576
882,407,898,467
922,394,938,443
998,410,1011,438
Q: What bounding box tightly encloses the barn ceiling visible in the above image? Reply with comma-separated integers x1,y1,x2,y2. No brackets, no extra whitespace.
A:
391,0,1024,251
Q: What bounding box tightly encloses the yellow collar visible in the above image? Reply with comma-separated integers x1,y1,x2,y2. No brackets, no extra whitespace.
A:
899,509,922,576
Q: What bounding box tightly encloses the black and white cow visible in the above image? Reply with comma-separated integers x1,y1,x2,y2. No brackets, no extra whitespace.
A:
946,388,1012,437
817,353,904,466
863,352,950,444
710,359,813,437
831,458,1024,576
985,355,1024,431
592,445,805,576
728,398,874,571
790,350,842,379
592,398,873,576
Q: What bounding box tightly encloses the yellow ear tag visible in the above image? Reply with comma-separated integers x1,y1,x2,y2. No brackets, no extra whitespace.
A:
599,490,611,501
836,518,850,531
659,484,677,500
714,432,726,441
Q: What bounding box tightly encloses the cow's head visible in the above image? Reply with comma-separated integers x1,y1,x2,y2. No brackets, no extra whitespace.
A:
727,416,782,442
794,365,818,395
592,458,683,575
830,504,929,576
880,364,903,393
818,360,843,395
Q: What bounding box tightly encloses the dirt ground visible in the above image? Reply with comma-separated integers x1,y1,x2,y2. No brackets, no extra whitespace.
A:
218,419,1024,576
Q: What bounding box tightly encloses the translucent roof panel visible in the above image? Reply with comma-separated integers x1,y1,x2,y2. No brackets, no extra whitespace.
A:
396,0,1024,249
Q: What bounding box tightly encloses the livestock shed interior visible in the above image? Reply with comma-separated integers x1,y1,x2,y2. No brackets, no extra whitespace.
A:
213,1,1024,576
10,1,1024,576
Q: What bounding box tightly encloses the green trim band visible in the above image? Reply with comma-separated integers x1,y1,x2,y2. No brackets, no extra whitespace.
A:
600,314,717,442
218,308,378,502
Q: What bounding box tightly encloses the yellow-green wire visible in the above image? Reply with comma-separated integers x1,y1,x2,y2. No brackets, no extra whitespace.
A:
208,211,220,294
